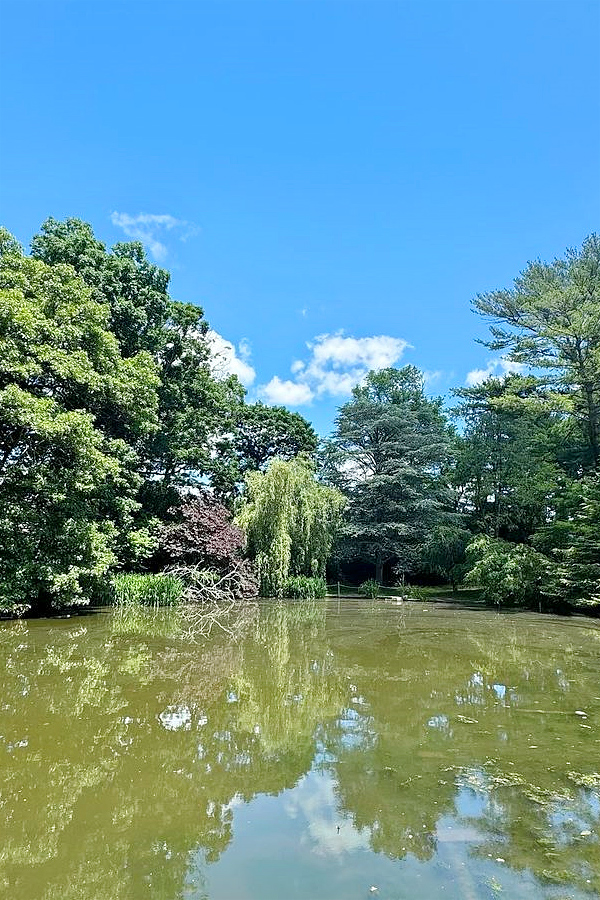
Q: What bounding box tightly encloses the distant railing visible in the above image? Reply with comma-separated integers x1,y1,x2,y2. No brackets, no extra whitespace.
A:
326,582,358,595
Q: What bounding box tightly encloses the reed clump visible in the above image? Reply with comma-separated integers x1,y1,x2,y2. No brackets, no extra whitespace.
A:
282,575,327,599
113,573,184,607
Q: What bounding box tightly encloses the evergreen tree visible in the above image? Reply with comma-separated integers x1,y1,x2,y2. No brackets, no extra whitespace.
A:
324,367,454,583
452,374,561,542
533,475,600,613
474,234,600,468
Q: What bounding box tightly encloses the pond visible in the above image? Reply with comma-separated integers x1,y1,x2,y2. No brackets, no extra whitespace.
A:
0,600,599,900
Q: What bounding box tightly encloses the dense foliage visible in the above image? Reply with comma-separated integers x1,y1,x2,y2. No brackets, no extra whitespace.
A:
0,220,315,615
1,217,599,616
236,457,345,597
160,494,258,601
464,536,552,609
160,493,246,570
322,367,458,583
233,402,318,475
473,235,600,469
0,229,158,613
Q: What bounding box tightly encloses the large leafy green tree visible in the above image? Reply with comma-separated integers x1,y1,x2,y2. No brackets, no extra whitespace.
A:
324,366,455,583
31,217,172,357
0,230,158,614
30,217,245,515
139,300,244,514
232,402,318,475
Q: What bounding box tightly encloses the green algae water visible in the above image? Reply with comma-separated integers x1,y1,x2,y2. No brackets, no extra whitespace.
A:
1,600,599,900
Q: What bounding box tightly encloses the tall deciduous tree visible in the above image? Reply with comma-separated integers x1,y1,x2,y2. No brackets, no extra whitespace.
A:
139,299,243,514
236,457,345,597
233,402,318,475
30,217,244,515
31,217,172,357
0,230,158,613
324,367,454,583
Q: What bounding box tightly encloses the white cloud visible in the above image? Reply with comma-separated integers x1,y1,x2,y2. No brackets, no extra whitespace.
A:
311,368,362,397
309,332,409,373
465,357,524,387
283,771,371,858
207,330,256,386
110,211,198,262
257,331,410,406
259,376,314,406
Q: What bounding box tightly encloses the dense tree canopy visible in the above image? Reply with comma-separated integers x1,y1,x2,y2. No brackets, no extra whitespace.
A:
532,474,600,612
30,217,245,515
1,217,599,616
233,402,318,475
31,217,172,357
452,375,561,542
0,229,158,613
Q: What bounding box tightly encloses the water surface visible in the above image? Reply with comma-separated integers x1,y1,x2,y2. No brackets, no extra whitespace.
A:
1,601,599,899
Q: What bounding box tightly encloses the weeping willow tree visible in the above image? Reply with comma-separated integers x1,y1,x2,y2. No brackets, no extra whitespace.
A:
236,457,345,597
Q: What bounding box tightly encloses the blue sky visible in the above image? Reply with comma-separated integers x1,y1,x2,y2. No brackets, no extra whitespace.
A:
1,0,598,434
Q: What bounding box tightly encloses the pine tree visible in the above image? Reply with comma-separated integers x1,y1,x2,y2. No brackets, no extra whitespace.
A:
324,367,454,583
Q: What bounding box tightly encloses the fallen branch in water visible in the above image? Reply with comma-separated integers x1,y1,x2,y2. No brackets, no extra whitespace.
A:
178,598,258,641
163,562,259,641
166,560,258,604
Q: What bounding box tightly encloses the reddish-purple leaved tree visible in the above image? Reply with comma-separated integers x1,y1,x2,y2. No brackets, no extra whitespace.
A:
160,493,257,600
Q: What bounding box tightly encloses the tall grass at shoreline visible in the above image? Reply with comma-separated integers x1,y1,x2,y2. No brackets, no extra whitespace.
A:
113,573,184,607
282,575,327,599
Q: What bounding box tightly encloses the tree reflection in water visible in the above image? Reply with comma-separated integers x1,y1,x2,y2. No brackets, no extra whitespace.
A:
0,603,598,899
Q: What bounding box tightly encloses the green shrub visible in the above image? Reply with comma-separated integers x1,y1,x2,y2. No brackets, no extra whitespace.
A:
113,573,184,607
464,535,551,608
403,585,428,601
282,575,327,599
358,579,380,599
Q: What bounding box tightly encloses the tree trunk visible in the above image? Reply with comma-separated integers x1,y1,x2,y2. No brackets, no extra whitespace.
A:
575,345,599,469
375,552,384,585
583,381,599,468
